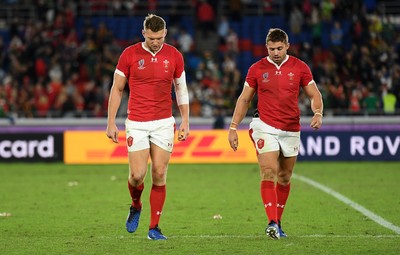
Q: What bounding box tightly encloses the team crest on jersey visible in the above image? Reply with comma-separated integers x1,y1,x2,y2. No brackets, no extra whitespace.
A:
127,136,134,147
262,72,269,83
138,59,145,70
257,139,265,149
288,72,294,80
163,60,169,72
163,60,169,68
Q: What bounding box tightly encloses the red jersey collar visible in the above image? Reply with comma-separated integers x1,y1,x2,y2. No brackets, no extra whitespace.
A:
141,42,164,56
266,55,289,69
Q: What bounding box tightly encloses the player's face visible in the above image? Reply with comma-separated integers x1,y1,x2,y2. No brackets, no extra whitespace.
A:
143,29,167,53
266,41,289,65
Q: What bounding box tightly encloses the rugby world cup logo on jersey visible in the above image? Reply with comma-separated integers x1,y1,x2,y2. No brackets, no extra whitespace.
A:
262,72,269,83
138,59,145,70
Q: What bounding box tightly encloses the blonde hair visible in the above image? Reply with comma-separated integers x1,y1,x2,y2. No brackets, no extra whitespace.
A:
143,14,166,32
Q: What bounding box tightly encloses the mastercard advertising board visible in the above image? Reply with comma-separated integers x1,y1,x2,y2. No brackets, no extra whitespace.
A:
64,130,257,164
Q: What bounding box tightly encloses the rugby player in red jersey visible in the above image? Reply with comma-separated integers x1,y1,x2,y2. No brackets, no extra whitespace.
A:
228,28,323,239
106,14,189,240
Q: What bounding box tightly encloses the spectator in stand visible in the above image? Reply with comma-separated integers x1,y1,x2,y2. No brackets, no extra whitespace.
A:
349,89,362,114
382,88,397,114
310,4,322,46
320,0,335,21
362,86,380,114
177,27,194,55
302,0,312,18
330,21,344,61
289,5,304,37
228,0,243,21
226,28,239,56
196,0,215,38
218,15,229,46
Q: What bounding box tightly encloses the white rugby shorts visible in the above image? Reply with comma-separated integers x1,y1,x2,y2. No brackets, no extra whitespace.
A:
125,116,175,152
249,118,300,157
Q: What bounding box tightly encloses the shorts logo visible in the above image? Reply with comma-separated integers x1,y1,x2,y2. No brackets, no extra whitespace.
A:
257,139,264,149
127,136,134,147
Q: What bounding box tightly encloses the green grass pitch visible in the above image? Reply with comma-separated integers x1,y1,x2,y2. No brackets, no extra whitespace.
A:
1,162,399,255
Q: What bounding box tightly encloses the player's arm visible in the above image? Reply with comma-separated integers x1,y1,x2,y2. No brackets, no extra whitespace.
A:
303,81,323,130
174,71,190,141
106,71,127,143
228,83,256,151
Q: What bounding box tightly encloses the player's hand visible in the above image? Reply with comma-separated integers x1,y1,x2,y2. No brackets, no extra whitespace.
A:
177,123,189,141
310,114,322,130
228,129,239,151
106,124,119,143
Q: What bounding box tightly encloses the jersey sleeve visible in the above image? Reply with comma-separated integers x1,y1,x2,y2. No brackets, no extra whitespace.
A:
245,63,258,89
174,49,184,78
115,48,131,78
299,60,314,88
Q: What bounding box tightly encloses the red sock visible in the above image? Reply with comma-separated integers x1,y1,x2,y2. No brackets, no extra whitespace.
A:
276,182,291,222
149,184,166,229
261,180,278,224
128,182,144,210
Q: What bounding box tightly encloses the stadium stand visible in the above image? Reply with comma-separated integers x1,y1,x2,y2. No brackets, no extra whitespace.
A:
0,0,399,121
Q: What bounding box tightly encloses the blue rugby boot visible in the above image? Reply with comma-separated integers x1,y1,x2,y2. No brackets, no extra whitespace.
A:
126,206,141,233
278,220,287,238
147,225,167,240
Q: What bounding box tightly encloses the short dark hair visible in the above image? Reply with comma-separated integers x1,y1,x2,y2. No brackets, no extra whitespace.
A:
266,28,288,44
143,14,166,32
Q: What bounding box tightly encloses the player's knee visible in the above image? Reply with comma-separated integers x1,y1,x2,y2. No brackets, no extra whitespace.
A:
129,171,146,185
260,168,275,180
151,165,167,182
277,170,292,184
152,170,166,182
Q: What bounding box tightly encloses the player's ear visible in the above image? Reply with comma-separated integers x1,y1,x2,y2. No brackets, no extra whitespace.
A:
164,29,168,37
142,29,145,37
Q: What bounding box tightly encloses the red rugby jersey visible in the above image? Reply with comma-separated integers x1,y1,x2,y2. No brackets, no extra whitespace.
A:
116,42,184,121
245,55,314,132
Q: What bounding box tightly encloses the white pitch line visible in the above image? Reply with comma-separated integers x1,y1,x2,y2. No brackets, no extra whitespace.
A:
292,173,400,235
166,234,400,239
110,234,400,240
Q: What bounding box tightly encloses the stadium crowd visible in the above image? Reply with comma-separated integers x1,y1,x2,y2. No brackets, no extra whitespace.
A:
0,0,399,121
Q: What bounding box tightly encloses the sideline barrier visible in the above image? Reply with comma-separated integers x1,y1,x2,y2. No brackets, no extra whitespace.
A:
1,117,399,163
64,129,400,164
64,130,257,164
0,133,64,162
298,131,400,161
